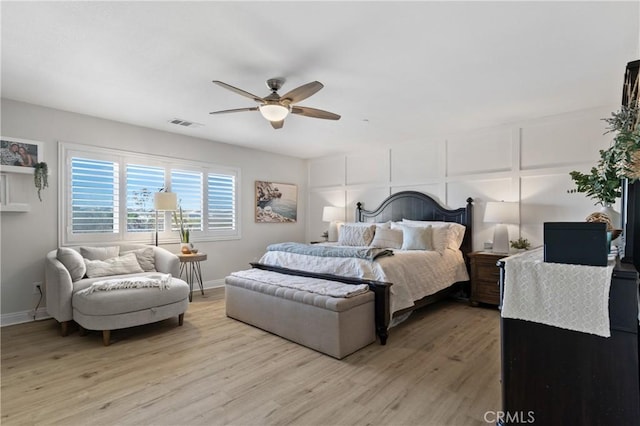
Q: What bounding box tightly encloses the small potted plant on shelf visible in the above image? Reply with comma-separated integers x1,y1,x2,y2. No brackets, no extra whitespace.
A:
510,237,531,252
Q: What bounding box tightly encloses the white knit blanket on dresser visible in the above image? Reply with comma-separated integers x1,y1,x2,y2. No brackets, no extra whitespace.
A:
501,248,615,337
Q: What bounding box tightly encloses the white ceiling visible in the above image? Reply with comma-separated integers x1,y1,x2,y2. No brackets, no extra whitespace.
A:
2,1,638,159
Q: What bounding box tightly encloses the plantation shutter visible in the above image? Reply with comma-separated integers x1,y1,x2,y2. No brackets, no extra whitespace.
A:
208,173,236,230
171,170,203,232
126,164,165,232
70,157,119,234
61,143,240,245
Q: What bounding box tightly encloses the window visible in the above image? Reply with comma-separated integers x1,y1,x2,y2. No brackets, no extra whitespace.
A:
60,143,240,245
208,173,236,230
71,157,119,235
171,169,203,232
126,164,164,233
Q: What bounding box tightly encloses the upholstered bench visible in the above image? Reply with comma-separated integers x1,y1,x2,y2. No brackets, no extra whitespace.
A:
225,269,376,359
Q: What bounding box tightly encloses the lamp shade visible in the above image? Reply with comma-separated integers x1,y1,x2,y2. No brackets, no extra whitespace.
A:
484,201,519,224
259,104,290,122
322,206,343,223
154,192,177,211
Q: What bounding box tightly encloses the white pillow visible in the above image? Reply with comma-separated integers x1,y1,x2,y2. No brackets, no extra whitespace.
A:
339,221,390,231
399,225,434,251
56,247,86,282
80,246,120,261
375,221,392,230
369,228,403,249
401,220,466,251
338,223,376,246
120,247,156,272
84,253,144,278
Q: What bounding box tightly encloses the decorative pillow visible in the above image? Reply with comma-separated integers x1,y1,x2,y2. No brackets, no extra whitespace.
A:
339,221,390,230
369,228,403,249
401,220,466,251
400,225,434,251
375,221,392,230
56,247,86,282
84,253,144,278
80,246,120,261
338,223,376,246
120,247,156,272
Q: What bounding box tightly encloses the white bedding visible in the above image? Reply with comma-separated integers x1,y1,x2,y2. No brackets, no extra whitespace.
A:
258,246,469,317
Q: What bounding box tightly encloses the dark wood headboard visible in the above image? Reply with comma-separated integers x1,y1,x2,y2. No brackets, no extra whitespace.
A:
355,191,474,258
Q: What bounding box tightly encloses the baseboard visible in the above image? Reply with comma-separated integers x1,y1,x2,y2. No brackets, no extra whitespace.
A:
1,279,226,327
1,307,51,327
203,278,225,289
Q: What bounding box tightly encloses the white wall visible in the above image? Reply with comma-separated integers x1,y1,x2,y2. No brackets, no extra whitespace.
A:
1,99,307,323
307,106,618,250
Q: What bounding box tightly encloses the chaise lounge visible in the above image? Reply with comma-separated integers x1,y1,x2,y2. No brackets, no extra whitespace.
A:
45,244,190,345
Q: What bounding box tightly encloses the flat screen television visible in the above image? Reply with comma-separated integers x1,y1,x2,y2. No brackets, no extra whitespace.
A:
544,222,608,266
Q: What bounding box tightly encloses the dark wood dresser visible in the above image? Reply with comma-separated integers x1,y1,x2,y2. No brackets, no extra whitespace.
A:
499,260,640,425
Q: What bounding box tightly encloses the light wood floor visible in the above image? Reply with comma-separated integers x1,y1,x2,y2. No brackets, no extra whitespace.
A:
1,289,501,426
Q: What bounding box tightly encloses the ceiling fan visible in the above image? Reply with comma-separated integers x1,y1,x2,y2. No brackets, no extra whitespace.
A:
210,78,341,129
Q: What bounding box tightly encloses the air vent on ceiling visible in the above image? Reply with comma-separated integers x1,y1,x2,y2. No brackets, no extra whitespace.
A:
168,118,204,128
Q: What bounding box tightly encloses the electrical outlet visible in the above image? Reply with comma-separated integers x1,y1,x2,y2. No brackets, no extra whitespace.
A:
32,282,42,295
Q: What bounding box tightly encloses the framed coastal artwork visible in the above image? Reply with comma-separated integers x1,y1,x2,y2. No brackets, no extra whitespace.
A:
255,181,298,223
0,136,43,174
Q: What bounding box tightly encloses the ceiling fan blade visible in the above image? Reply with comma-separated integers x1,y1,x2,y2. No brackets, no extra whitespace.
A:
291,106,341,120
212,81,264,103
281,81,324,104
209,107,259,115
271,120,284,129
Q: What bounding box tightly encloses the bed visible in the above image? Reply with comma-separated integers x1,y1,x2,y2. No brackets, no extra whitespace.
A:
255,191,474,330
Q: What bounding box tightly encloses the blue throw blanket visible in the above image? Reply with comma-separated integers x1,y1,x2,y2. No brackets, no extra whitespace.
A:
267,242,394,261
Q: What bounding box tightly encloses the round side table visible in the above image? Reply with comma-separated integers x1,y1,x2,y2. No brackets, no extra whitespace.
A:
177,253,207,301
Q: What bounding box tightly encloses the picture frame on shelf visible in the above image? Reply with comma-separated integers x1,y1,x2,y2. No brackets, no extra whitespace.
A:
0,136,44,174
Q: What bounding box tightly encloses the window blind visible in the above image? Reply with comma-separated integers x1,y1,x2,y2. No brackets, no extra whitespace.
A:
61,142,240,245
171,169,203,232
208,173,235,230
71,157,119,234
126,164,165,233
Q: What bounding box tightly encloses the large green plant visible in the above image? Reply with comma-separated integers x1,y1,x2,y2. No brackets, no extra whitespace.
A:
569,104,640,205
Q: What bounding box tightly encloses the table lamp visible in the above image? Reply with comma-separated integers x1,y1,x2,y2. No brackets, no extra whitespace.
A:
154,191,178,246
322,206,344,242
484,201,519,254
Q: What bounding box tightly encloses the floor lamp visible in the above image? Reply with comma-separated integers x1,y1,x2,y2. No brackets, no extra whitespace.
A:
484,201,519,254
154,192,177,246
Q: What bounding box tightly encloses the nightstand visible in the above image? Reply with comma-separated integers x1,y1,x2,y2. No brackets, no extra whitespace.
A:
468,251,505,307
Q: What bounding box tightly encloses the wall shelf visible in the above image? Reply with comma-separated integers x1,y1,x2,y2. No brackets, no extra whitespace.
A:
0,203,30,213
0,172,32,213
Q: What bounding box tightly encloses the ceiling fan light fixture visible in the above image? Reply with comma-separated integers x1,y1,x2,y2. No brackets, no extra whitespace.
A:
259,103,290,122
